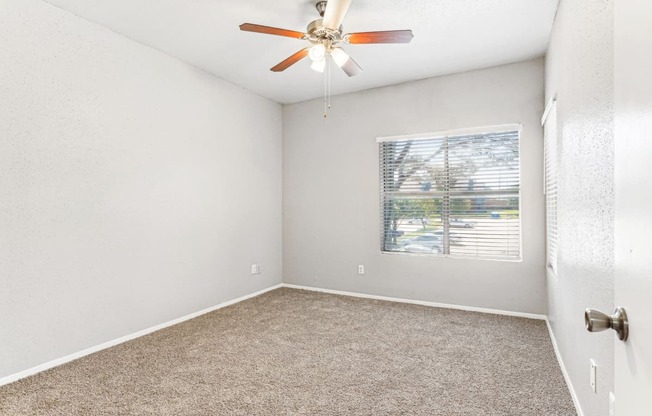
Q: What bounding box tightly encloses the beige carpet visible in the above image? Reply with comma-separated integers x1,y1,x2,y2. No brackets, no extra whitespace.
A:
0,288,575,415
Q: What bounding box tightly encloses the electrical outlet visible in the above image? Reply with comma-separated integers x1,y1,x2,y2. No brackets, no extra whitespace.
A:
251,264,257,275
358,265,364,275
609,392,615,416
590,359,597,393
256,264,261,274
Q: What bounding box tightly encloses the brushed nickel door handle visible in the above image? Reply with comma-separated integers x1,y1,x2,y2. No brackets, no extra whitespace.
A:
585,307,629,341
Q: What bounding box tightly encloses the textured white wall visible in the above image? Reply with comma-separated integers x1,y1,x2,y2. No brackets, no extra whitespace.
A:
545,0,615,415
283,59,546,314
0,0,282,379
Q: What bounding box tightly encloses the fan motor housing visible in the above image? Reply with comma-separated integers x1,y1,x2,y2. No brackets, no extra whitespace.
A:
307,19,342,43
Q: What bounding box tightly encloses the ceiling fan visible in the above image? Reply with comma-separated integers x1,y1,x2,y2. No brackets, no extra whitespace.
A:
239,0,414,77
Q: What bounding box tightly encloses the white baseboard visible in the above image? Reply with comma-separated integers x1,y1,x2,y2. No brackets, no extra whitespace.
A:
281,283,546,320
545,318,583,416
0,282,550,389
0,283,283,387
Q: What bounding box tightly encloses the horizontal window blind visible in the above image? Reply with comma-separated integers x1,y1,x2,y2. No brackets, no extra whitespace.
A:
380,129,521,260
544,104,558,273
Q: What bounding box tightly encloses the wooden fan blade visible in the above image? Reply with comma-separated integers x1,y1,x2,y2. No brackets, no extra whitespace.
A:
239,23,305,39
271,48,310,72
340,55,362,77
322,0,352,30
345,30,414,44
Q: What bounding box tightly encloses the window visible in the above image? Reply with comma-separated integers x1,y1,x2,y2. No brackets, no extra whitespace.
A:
379,125,521,260
543,101,558,274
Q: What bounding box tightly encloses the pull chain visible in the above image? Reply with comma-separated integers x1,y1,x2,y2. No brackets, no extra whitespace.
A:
323,58,327,118
323,56,332,118
328,57,332,110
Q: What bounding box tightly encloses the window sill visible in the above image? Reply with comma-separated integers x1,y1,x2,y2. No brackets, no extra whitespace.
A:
380,250,523,263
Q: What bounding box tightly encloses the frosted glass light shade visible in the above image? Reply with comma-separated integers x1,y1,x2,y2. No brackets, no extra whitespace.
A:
311,58,325,73
309,44,326,62
330,47,350,67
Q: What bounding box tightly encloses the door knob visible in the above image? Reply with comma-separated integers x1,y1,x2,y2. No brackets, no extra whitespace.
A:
585,307,629,341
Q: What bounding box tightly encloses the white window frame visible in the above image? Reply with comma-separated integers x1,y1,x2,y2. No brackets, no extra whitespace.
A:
378,124,523,261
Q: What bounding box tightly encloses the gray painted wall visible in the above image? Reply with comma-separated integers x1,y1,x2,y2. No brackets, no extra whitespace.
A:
545,0,615,415
283,59,546,314
0,0,282,379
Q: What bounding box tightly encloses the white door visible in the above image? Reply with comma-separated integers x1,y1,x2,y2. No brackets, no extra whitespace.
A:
614,0,652,414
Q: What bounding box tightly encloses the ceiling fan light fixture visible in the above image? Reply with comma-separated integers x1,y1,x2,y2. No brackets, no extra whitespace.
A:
239,0,415,115
308,43,326,62
330,47,350,67
311,58,326,73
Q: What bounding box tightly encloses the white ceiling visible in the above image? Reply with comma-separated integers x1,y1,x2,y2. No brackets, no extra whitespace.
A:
44,0,559,104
